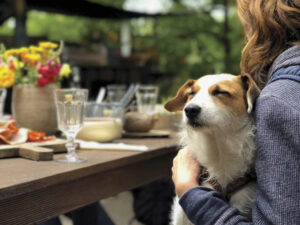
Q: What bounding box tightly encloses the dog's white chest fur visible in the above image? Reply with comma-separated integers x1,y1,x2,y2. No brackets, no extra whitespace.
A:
186,123,256,187
165,74,260,225
170,121,257,225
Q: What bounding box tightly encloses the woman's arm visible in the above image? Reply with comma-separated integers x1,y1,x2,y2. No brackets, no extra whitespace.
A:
172,147,201,197
173,148,252,225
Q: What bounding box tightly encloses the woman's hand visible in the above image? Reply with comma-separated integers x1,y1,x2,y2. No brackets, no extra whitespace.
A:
172,147,203,197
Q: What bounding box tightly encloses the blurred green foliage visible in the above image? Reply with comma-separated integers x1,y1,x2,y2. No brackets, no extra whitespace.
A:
0,0,245,100
130,1,245,98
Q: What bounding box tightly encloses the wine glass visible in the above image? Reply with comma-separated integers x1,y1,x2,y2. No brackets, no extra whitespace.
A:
54,89,88,163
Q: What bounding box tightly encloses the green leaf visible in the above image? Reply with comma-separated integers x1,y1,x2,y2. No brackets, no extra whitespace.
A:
0,43,6,55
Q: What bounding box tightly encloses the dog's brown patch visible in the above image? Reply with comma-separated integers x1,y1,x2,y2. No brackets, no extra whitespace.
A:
164,79,200,112
208,77,247,116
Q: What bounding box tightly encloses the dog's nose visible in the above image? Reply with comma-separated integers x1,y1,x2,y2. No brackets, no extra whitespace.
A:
184,104,201,119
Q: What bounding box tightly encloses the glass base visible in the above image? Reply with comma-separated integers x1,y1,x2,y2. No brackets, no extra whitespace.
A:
56,155,86,163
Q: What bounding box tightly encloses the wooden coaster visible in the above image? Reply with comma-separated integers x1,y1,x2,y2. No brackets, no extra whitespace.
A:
122,130,170,138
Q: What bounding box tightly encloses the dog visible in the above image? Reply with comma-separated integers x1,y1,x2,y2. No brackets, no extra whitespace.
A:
164,73,260,225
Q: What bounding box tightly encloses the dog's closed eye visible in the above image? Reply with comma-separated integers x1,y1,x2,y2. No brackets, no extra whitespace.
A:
211,88,231,97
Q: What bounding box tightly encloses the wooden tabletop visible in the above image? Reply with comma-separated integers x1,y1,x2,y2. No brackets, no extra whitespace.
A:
0,132,179,225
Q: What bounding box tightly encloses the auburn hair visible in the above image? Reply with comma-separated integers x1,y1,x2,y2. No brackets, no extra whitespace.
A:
237,0,300,88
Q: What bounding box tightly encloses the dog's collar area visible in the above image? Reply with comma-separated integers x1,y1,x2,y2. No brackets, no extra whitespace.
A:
198,168,256,200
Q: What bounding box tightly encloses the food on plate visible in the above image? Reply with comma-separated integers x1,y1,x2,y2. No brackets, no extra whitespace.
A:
0,122,55,145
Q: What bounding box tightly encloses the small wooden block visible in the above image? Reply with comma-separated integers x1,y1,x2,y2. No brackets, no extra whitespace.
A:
19,144,53,161
0,146,19,158
0,138,79,161
36,139,79,153
38,139,67,153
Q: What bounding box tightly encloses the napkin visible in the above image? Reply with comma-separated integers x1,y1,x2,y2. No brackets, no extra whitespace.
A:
76,140,149,152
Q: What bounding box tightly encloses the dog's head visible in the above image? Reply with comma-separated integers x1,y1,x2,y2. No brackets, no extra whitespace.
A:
164,74,260,130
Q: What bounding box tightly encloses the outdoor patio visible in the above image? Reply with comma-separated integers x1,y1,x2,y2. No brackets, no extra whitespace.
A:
0,0,248,225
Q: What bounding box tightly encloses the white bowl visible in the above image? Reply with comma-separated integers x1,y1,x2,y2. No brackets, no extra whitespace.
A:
77,118,123,142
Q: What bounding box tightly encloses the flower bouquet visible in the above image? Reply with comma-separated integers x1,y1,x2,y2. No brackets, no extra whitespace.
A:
0,41,71,88
0,41,72,134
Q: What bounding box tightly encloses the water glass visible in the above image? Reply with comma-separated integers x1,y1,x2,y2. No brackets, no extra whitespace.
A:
0,88,6,118
136,85,158,115
106,84,127,102
54,89,88,163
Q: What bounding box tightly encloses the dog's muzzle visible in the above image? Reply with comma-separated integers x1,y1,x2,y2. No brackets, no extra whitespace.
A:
184,104,203,127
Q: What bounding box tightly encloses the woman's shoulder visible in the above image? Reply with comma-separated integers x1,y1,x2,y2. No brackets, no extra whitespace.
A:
256,79,300,111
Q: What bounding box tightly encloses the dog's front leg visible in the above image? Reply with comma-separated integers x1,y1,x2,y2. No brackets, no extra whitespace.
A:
170,196,193,225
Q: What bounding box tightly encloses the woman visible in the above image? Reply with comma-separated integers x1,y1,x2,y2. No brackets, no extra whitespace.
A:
172,0,300,224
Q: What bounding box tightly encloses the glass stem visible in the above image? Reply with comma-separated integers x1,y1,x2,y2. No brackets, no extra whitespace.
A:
65,132,77,159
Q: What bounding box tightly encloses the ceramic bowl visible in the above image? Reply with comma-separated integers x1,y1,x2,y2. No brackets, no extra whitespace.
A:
76,102,124,142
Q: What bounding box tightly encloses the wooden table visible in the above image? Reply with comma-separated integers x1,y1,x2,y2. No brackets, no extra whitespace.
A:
0,133,179,225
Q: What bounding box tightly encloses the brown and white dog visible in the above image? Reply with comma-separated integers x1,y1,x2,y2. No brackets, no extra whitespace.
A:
164,73,260,225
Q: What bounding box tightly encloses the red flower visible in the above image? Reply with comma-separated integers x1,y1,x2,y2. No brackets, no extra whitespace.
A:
8,60,14,69
37,77,49,87
37,60,62,87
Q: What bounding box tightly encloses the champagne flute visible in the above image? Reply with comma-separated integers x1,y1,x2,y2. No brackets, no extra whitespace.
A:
54,89,88,163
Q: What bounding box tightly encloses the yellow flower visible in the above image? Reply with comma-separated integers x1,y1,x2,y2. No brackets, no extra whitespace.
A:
29,46,43,54
0,66,16,88
19,47,29,60
22,53,41,67
39,42,58,49
60,63,71,77
4,49,19,58
19,47,29,53
12,59,24,69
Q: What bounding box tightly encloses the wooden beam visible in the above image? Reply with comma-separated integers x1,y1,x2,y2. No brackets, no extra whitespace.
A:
0,1,13,25
11,0,28,47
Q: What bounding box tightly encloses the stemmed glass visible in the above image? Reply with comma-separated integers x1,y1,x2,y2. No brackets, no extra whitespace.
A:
54,89,88,163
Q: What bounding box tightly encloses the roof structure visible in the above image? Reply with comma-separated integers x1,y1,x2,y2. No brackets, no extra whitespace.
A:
0,0,167,25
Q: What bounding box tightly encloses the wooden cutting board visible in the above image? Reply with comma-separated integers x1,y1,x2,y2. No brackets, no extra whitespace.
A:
122,130,170,138
0,139,68,161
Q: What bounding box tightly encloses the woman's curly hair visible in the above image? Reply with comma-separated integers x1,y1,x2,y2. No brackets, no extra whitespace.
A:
237,0,300,88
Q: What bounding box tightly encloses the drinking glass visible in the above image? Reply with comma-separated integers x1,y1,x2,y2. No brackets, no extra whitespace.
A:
54,89,88,163
0,88,6,119
136,85,159,115
106,84,126,103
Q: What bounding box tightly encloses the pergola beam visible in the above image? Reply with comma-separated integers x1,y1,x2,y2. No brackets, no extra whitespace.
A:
25,0,163,19
0,0,13,25
11,0,28,47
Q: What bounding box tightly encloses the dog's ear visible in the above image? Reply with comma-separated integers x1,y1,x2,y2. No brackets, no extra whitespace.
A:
164,79,196,112
240,73,261,113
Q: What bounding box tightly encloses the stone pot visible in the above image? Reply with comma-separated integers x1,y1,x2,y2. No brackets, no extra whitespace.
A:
12,84,58,135
124,112,157,132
